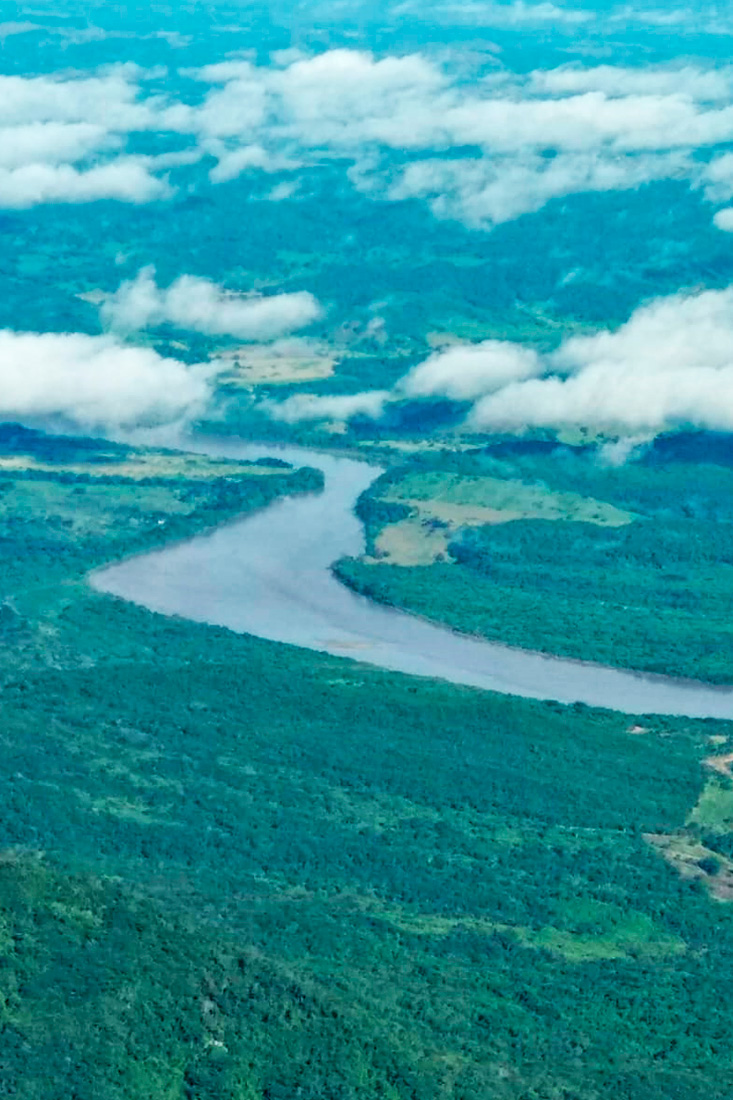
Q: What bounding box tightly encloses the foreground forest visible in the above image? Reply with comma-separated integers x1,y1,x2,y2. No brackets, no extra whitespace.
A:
1,426,733,1097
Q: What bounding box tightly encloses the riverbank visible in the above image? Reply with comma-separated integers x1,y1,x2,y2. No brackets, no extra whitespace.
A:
92,435,733,719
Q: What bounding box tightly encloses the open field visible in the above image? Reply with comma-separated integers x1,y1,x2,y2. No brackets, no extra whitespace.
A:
689,780,733,829
216,344,336,386
0,451,290,480
647,833,733,901
381,469,634,525
375,514,454,565
371,468,635,565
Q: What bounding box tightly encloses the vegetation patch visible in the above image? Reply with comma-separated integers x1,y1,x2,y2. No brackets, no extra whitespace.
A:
366,467,632,565
340,441,733,682
688,780,733,829
381,469,634,526
374,514,454,565
647,833,733,901
339,894,684,963
0,852,404,1100
0,450,290,482
217,344,336,386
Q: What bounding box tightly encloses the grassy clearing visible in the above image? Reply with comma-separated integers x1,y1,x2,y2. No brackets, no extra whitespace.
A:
351,894,684,962
0,452,289,480
382,470,634,526
529,898,685,961
217,345,336,386
705,751,733,775
371,470,633,565
426,306,586,345
374,503,527,565
689,781,733,828
0,479,191,539
647,833,733,901
375,515,453,565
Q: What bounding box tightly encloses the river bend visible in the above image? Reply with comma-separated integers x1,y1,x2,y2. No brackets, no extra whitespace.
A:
91,438,733,719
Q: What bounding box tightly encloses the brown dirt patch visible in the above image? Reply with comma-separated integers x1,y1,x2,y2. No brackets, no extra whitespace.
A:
646,832,733,901
375,517,452,566
217,347,335,386
704,753,733,777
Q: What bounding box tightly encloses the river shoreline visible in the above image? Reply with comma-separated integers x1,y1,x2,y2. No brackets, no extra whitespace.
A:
91,435,733,720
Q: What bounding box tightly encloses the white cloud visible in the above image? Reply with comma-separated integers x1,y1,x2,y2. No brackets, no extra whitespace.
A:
597,435,651,465
0,68,157,130
189,66,269,140
0,159,168,208
103,269,322,340
701,151,733,201
0,67,186,208
394,1,594,25
468,2,593,25
390,150,687,226
261,287,733,438
268,49,446,141
267,179,301,201
6,47,733,226
183,50,733,228
191,48,452,158
0,330,212,431
714,207,733,231
0,122,112,170
397,0,730,33
607,6,723,31
469,288,733,434
206,142,299,183
0,21,40,38
399,340,543,399
266,390,391,423
438,92,733,153
530,64,733,102
262,340,540,426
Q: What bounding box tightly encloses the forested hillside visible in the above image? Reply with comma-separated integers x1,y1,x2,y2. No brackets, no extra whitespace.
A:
2,428,733,1098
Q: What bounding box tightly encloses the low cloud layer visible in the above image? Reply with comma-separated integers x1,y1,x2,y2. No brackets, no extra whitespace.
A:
0,67,177,206
389,150,687,226
396,1,733,34
266,390,391,424
431,2,595,27
185,50,733,229
399,341,542,400
102,269,322,341
266,287,733,440
0,330,212,431
0,159,168,208
7,48,733,227
0,21,40,38
471,288,733,433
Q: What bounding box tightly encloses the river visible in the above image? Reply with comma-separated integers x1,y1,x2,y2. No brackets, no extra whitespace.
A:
91,437,733,719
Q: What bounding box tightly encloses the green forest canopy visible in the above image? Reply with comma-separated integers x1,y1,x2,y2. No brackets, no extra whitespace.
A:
1,427,733,1098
